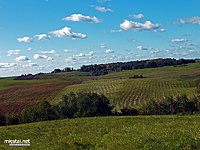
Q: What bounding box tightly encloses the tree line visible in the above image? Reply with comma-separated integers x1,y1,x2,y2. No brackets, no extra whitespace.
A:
80,58,196,75
1,92,200,126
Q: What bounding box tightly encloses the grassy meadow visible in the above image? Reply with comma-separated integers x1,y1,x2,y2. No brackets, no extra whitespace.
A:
0,63,200,149
0,115,200,149
1,63,200,113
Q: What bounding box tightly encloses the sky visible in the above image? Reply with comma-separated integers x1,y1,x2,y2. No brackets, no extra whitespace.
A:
0,0,200,77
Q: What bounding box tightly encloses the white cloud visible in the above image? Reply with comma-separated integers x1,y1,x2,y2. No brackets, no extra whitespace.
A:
54,54,61,57
120,20,162,31
7,50,21,56
33,54,48,59
28,47,33,51
47,57,53,61
105,49,114,53
153,28,168,32
89,51,95,55
28,62,38,66
15,56,29,62
39,50,56,54
63,49,78,52
49,27,87,39
129,39,137,42
62,14,101,23
74,53,85,57
91,6,114,12
65,57,77,63
100,43,107,48
0,63,16,68
189,50,196,53
17,37,33,42
137,46,148,50
171,39,188,43
34,34,51,40
178,16,200,25
129,14,144,19
110,29,122,33
187,43,193,46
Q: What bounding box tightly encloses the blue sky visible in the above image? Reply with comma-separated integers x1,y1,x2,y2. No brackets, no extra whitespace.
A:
0,0,200,77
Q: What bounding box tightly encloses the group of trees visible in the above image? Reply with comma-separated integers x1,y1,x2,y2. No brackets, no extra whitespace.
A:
13,58,196,80
142,94,199,115
1,92,200,126
80,58,196,75
0,92,114,125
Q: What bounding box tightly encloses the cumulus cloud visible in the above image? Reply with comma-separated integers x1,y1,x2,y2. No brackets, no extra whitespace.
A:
17,37,33,42
105,49,114,53
171,39,188,43
33,54,48,59
28,62,38,66
91,5,114,12
110,29,122,33
15,56,29,62
62,14,101,23
0,63,16,68
28,47,33,51
153,28,168,32
137,46,148,50
7,50,21,56
65,57,77,63
100,43,107,48
47,57,53,61
49,27,87,39
34,34,51,40
178,16,200,25
74,53,85,57
39,50,56,54
73,51,95,57
120,20,162,31
63,49,78,52
129,14,145,19
187,43,194,46
54,54,61,57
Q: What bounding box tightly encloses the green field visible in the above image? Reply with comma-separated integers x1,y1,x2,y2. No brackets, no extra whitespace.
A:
54,78,196,110
1,63,200,113
1,63,200,149
0,115,200,149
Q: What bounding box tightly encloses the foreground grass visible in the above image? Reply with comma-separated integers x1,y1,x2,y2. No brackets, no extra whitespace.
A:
0,115,200,149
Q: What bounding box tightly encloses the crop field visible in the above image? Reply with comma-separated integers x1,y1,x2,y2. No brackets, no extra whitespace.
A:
1,63,200,114
0,115,200,149
54,78,196,110
0,81,82,114
0,102,40,114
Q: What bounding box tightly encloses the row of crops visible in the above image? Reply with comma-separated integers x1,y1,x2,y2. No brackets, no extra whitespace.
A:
0,81,82,114
55,78,196,110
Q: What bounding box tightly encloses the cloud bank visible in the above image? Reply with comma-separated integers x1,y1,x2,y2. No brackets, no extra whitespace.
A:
62,14,101,23
120,20,162,31
49,27,87,39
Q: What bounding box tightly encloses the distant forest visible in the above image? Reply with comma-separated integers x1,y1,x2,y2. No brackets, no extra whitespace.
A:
14,58,196,80
80,58,196,76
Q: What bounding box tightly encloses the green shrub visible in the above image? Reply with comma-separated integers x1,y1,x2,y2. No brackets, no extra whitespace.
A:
60,92,113,118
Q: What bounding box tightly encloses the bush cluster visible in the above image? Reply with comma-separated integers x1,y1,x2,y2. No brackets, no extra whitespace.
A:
2,92,113,125
142,94,199,115
1,93,199,126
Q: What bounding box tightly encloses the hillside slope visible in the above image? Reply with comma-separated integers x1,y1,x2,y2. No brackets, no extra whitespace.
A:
0,115,200,149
